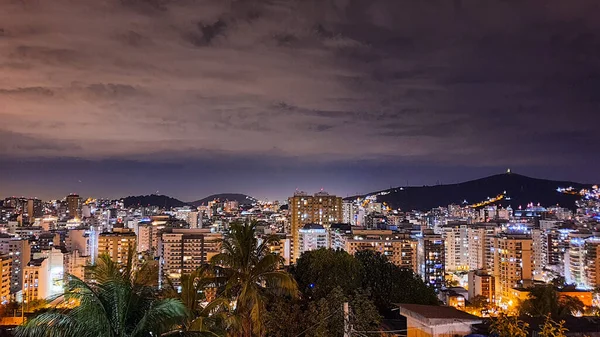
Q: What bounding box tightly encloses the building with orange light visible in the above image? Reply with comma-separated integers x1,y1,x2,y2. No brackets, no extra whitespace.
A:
0,255,11,304
98,226,136,264
493,233,532,304
158,228,222,290
288,191,342,263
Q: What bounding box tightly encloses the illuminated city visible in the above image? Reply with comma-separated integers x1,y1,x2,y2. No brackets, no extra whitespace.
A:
1,0,600,336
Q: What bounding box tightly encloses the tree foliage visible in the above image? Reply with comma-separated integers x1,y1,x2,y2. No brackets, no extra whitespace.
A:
16,253,187,337
519,285,584,318
490,314,529,337
163,266,228,336
211,220,297,337
263,297,306,337
264,287,381,337
354,250,438,315
539,315,568,337
469,295,490,309
294,249,438,319
293,248,362,300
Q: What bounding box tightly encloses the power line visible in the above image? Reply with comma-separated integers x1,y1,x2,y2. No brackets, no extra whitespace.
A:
293,307,342,337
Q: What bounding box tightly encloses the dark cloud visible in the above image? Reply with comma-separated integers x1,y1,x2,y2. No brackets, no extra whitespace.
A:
0,130,80,153
11,45,82,66
83,83,144,99
0,0,598,198
0,86,54,96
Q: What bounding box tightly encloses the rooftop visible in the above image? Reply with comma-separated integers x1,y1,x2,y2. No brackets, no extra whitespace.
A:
27,258,47,267
396,304,481,323
301,223,325,230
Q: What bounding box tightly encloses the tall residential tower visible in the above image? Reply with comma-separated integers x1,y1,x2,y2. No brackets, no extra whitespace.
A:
288,191,342,263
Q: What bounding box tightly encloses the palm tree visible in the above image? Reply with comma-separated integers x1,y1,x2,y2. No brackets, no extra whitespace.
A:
163,266,229,336
519,285,584,318
16,252,187,337
211,220,297,337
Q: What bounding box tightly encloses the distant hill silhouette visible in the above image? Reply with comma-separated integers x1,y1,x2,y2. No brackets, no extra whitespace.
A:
346,172,594,211
189,193,257,207
122,194,188,208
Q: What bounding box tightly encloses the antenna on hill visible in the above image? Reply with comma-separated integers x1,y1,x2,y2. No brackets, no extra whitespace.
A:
507,168,511,174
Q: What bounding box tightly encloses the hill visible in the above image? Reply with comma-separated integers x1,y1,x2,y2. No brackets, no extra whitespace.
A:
121,194,188,208
189,193,257,207
346,172,593,211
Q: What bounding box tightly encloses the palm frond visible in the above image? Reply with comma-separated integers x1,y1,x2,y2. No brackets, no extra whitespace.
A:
131,298,187,337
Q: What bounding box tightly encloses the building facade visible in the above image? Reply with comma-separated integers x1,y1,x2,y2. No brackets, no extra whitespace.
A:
417,231,445,291
298,224,329,254
0,255,11,304
158,228,222,290
442,223,469,272
288,191,342,263
493,234,532,304
98,227,136,264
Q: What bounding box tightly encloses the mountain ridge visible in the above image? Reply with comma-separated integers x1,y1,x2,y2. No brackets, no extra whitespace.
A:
189,193,257,207
121,194,188,208
345,172,594,211
121,193,257,208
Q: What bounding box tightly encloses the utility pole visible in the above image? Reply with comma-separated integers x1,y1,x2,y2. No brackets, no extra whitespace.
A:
343,302,350,337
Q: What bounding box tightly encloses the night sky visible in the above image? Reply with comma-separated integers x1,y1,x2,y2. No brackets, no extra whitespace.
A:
1,0,599,201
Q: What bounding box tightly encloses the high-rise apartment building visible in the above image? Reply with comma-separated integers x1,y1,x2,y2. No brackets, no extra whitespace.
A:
98,227,136,264
0,255,11,304
417,230,445,291
493,234,532,304
288,191,342,262
334,229,417,271
546,228,572,267
136,222,165,255
26,199,43,223
584,238,600,289
442,223,469,272
298,224,329,254
565,237,587,288
531,228,546,278
341,201,356,226
66,194,82,219
158,228,222,290
8,239,31,294
467,223,499,272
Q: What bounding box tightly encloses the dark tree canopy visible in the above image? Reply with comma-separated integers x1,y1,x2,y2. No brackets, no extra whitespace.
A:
265,287,380,337
519,285,584,319
293,249,363,300
354,250,438,316
293,249,438,318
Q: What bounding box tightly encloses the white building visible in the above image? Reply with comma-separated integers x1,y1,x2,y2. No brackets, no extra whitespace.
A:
341,202,356,226
442,223,468,272
24,247,64,302
298,224,329,255
467,224,499,272
565,238,587,288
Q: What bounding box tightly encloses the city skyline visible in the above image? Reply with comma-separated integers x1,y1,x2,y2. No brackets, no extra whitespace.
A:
1,167,597,203
2,0,600,200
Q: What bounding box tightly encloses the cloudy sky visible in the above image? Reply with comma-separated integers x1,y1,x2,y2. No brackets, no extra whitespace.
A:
1,0,599,201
